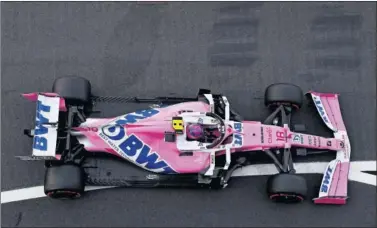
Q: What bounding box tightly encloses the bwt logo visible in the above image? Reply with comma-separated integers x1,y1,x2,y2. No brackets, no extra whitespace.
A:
314,97,329,123
33,100,51,151
101,109,176,174
233,122,243,146
115,109,160,125
320,166,333,193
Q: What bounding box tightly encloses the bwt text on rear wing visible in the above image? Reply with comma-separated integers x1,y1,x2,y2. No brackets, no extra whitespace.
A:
18,93,67,160
308,91,351,205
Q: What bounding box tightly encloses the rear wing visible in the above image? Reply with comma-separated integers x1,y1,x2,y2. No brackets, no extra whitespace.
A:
21,93,66,159
308,92,351,205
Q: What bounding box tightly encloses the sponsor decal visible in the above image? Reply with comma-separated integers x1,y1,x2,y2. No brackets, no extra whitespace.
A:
261,127,264,143
327,141,332,147
292,134,304,144
114,109,159,125
79,127,98,132
266,127,273,143
233,122,243,146
313,136,318,147
32,95,60,157
320,166,334,193
33,100,51,151
99,109,176,174
313,96,330,124
308,135,313,145
341,134,349,159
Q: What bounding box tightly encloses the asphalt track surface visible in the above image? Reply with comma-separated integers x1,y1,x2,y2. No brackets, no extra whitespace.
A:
1,2,376,227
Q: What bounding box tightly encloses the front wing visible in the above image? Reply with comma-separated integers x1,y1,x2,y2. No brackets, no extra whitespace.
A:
308,91,351,205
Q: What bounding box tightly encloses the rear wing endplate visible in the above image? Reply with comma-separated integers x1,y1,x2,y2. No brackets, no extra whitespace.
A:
23,93,63,158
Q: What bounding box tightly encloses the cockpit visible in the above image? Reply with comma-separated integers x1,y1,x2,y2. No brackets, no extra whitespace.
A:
186,123,221,143
167,93,239,176
171,111,234,151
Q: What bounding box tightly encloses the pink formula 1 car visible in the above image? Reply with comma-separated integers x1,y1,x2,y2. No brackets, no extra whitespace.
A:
20,76,351,205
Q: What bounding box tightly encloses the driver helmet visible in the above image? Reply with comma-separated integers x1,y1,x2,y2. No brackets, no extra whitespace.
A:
186,124,204,140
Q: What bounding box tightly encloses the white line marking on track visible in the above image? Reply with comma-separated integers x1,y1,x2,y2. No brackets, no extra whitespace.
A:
1,161,375,204
1,186,115,204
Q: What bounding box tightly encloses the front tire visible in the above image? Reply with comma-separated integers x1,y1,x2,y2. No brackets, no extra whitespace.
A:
267,173,307,203
264,83,304,109
44,164,85,199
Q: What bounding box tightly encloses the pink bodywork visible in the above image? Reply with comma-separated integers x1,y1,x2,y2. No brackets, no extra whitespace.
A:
22,90,351,204
75,102,212,173
73,92,351,205
72,99,344,174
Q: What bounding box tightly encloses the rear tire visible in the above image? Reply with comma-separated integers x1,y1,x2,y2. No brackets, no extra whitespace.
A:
264,83,303,109
44,164,85,199
52,76,92,105
52,75,92,116
267,173,307,203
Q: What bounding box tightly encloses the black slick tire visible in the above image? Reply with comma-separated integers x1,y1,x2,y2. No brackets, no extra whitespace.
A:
264,83,304,109
44,164,85,199
52,76,92,105
267,173,307,203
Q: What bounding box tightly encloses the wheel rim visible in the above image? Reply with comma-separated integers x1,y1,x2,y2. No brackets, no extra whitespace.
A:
47,190,81,199
270,193,303,203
